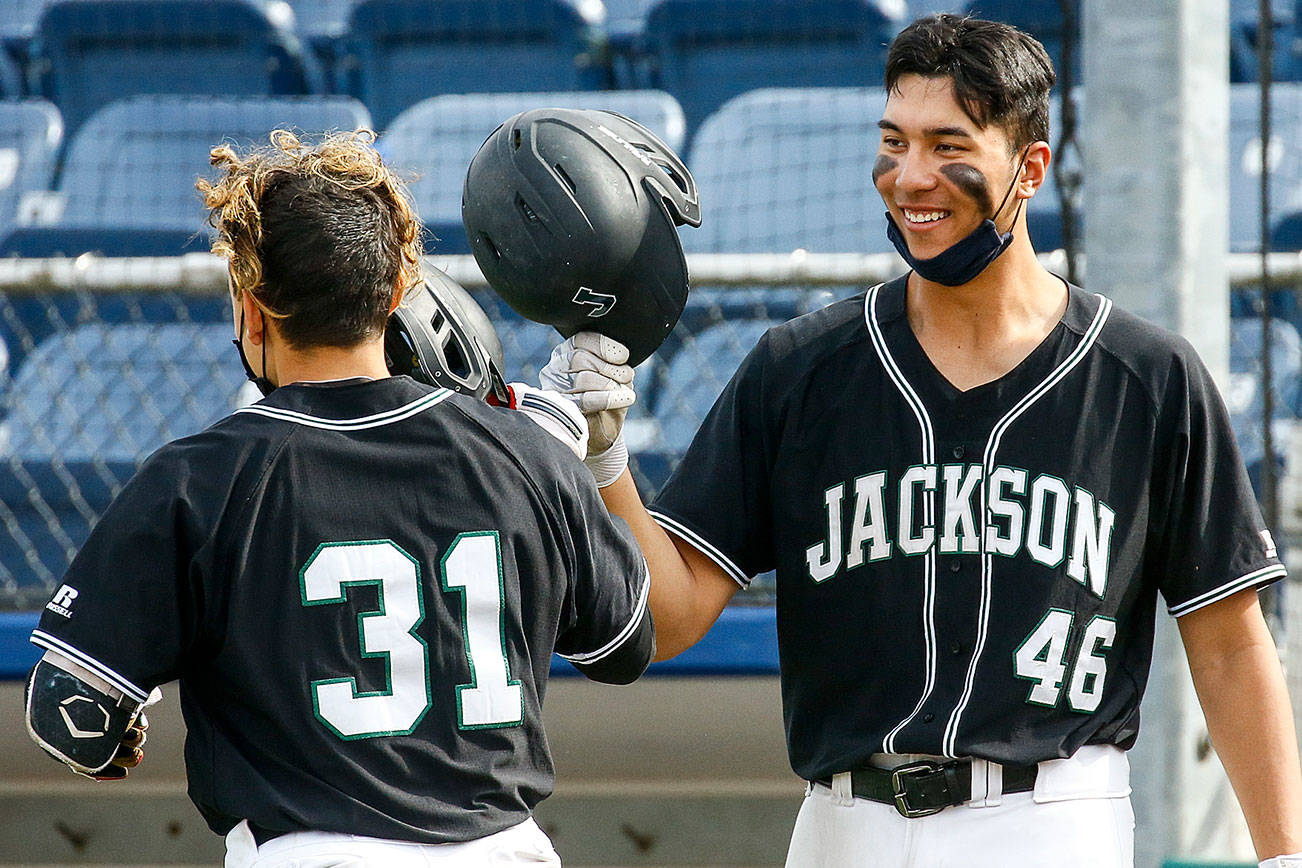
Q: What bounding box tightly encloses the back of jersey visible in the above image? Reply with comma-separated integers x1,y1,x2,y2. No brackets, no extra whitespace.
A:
34,377,649,844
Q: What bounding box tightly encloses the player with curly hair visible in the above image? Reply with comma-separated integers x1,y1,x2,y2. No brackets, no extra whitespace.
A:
25,129,653,867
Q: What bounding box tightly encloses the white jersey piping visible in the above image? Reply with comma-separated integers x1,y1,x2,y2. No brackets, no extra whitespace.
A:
29,630,150,705
1167,563,1287,617
557,559,652,664
942,293,1113,757
233,389,453,430
864,284,942,756
647,511,750,588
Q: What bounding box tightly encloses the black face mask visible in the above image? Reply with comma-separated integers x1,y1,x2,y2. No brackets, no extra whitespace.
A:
233,308,276,397
885,150,1028,287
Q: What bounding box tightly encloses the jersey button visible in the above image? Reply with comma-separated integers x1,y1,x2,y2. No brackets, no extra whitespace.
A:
949,641,963,655
952,445,966,459
949,560,962,573
922,712,935,723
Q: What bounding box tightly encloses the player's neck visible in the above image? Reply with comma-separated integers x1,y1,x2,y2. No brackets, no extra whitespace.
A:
264,335,392,388
905,237,1068,392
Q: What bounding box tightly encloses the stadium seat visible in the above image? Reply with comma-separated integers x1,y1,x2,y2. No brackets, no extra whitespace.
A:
962,0,1081,85
380,90,686,244
1229,0,1302,83
29,0,324,138
0,100,62,244
0,456,140,593
13,95,370,256
684,87,893,255
0,0,54,96
337,0,606,131
1229,83,1302,252
655,318,775,453
0,46,22,98
0,320,242,586
1227,315,1302,497
1,322,246,462
641,0,903,136
286,0,355,40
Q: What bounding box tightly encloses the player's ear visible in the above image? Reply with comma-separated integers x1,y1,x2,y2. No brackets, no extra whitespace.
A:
387,277,406,316
240,291,265,346
1017,141,1052,200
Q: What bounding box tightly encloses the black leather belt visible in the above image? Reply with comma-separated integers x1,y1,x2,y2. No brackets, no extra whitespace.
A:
249,822,288,847
814,758,1038,818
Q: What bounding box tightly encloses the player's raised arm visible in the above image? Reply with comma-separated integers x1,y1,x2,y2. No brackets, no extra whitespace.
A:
540,333,739,660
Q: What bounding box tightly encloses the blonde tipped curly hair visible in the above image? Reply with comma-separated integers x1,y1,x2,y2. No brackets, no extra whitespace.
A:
198,128,424,346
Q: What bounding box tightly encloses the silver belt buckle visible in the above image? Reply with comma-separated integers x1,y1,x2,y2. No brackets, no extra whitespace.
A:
890,760,948,818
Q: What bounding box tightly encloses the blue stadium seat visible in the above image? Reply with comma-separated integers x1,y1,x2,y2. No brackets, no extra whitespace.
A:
962,0,1081,84
0,0,54,96
1229,83,1302,253
684,87,892,254
0,100,61,244
1,322,246,462
0,456,140,592
642,0,903,135
1229,0,1301,83
338,0,606,131
0,45,22,98
285,0,356,39
653,317,775,456
380,90,686,244
29,0,323,138
0,321,242,586
14,95,370,256
1227,316,1302,497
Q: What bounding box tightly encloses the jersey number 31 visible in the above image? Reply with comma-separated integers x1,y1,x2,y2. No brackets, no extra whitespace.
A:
300,535,524,740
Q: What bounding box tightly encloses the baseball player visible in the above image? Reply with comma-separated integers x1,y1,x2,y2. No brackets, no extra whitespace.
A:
542,15,1302,868
24,129,652,867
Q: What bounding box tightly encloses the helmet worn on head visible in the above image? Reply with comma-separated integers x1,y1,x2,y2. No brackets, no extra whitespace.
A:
462,108,701,366
385,270,509,402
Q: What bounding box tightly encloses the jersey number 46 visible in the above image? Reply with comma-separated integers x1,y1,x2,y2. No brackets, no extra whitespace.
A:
1013,609,1117,714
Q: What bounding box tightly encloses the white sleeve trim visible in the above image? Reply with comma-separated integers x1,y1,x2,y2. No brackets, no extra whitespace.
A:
29,630,150,705
1167,564,1288,617
647,509,751,588
558,559,651,664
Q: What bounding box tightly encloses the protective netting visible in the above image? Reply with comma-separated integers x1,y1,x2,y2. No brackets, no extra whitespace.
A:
0,278,869,608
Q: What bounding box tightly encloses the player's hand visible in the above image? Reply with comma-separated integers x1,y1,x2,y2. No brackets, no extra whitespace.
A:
503,382,589,461
80,712,149,782
540,332,636,456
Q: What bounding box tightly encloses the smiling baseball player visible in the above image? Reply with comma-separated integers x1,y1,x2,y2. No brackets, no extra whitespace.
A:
541,14,1302,868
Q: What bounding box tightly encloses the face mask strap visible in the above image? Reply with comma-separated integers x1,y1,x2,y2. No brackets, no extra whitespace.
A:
232,301,277,397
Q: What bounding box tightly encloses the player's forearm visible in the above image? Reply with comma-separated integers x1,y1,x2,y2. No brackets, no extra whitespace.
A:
597,470,730,659
1181,596,1302,860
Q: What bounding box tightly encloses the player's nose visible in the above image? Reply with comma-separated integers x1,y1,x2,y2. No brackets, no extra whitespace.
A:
893,151,939,194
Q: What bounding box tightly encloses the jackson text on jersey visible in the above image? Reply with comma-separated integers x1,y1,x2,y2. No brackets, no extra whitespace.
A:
806,463,1114,598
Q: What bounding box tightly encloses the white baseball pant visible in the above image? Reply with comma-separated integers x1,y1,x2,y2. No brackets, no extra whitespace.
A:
784,745,1134,868
224,817,561,867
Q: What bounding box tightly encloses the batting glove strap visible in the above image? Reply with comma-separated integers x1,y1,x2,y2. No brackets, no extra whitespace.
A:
585,431,628,488
1261,854,1302,868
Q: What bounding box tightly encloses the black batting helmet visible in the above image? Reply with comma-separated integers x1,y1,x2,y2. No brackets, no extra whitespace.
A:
461,108,701,366
385,270,509,402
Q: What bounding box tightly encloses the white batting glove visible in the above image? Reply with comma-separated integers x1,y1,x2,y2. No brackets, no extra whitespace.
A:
1261,853,1302,868
540,332,635,487
504,382,588,462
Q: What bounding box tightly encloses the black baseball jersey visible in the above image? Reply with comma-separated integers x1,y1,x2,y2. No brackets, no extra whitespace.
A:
31,376,651,842
650,276,1284,780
